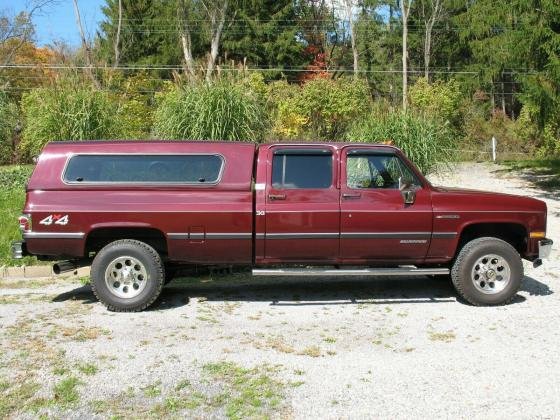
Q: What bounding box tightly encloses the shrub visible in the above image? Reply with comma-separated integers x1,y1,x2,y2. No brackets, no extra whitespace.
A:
346,111,455,174
272,78,371,140
19,84,119,159
0,165,33,189
153,80,265,141
0,91,19,164
462,107,536,159
409,77,462,125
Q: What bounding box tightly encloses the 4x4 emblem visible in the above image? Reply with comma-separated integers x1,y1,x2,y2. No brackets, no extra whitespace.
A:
39,215,69,226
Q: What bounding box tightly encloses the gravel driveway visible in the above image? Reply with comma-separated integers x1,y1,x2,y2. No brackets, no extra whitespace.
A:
1,162,558,419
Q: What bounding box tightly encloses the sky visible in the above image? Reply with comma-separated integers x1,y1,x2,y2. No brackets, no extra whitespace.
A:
7,0,105,47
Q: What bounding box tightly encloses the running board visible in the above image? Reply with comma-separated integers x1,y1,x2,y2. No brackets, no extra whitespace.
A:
252,267,449,277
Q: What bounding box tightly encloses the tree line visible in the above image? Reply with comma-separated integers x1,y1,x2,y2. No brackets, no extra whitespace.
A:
0,0,559,166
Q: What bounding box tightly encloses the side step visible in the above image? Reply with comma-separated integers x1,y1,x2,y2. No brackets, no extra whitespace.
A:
252,267,449,277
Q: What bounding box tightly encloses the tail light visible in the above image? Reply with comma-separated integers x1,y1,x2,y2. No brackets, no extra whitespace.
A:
18,214,32,233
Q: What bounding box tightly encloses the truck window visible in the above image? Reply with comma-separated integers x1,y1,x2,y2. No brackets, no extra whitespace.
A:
272,150,332,189
63,154,224,184
347,153,419,189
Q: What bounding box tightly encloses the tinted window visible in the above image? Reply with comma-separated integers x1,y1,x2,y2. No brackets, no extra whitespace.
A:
64,154,223,184
347,153,419,189
272,151,332,189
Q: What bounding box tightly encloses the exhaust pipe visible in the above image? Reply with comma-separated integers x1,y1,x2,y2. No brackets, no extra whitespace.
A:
53,260,88,275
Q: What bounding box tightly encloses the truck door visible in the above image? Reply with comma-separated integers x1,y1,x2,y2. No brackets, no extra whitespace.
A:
340,147,432,262
263,146,339,262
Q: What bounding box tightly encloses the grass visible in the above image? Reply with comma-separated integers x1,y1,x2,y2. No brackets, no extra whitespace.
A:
0,165,36,267
503,159,560,189
428,330,456,343
202,361,285,419
76,362,98,376
53,376,81,407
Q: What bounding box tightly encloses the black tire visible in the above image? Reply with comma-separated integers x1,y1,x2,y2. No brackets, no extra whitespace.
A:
91,239,165,312
451,237,523,306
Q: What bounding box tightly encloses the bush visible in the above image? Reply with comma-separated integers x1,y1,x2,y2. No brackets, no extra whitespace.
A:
346,111,455,174
272,78,371,140
0,91,19,164
409,77,462,125
153,80,265,141
19,84,119,158
0,165,33,189
462,106,536,158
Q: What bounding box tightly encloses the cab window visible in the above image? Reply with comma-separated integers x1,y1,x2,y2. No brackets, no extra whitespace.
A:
272,149,332,189
346,153,419,189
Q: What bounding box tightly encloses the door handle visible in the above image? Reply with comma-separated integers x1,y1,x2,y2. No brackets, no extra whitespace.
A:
268,193,286,201
342,193,361,199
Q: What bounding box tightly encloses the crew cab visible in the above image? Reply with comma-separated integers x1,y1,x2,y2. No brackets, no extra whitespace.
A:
12,141,553,311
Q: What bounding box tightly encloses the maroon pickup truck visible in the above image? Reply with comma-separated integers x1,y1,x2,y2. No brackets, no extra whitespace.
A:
12,141,552,311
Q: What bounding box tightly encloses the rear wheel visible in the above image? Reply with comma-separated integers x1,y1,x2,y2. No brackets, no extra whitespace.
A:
451,237,523,306
91,239,165,312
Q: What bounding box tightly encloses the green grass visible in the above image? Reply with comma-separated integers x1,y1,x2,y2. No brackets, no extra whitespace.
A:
503,159,560,189
53,376,81,407
202,361,284,419
0,165,36,266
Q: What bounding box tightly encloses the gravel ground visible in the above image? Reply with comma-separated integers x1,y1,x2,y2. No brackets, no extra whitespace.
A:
0,162,558,419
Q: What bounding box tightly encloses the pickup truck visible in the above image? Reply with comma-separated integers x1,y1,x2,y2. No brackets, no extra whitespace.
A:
12,141,552,311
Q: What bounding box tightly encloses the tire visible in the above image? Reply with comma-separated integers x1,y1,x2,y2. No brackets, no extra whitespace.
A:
91,239,165,312
451,237,523,306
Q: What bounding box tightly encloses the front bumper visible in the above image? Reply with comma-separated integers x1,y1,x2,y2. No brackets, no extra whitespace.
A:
11,241,28,259
539,238,553,259
533,238,553,268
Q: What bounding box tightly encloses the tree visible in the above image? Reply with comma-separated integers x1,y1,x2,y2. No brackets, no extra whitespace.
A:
72,0,101,88
400,0,413,110
418,0,444,80
178,0,196,79
113,0,122,67
343,0,359,77
202,0,230,82
97,1,184,70
221,0,306,76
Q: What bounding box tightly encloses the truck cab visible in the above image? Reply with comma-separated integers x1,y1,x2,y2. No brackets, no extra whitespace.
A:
12,141,553,311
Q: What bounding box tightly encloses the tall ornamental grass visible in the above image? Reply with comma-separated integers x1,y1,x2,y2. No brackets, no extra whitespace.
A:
153,81,265,141
347,112,455,174
0,91,19,164
19,85,119,158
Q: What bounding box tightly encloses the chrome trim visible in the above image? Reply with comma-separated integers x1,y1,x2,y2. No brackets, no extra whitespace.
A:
432,232,457,239
253,267,450,277
207,233,252,239
168,233,189,240
538,238,553,259
341,232,431,239
435,214,460,219
61,153,226,186
23,232,85,239
266,233,339,240
167,232,252,240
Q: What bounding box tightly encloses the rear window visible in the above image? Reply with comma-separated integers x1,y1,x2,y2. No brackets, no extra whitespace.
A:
63,154,224,184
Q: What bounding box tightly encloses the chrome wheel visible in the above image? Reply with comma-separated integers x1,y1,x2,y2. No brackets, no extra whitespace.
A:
104,256,148,299
471,254,511,294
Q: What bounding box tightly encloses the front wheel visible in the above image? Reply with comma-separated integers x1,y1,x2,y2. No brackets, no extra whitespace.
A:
91,239,165,312
451,237,523,306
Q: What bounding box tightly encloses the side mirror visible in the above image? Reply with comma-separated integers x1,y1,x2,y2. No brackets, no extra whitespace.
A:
399,177,415,204
398,177,411,191
401,189,416,205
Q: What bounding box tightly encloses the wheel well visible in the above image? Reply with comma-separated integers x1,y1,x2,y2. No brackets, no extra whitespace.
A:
457,223,527,255
85,228,168,257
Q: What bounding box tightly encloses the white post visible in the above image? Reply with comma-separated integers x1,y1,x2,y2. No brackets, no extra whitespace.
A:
491,136,497,162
